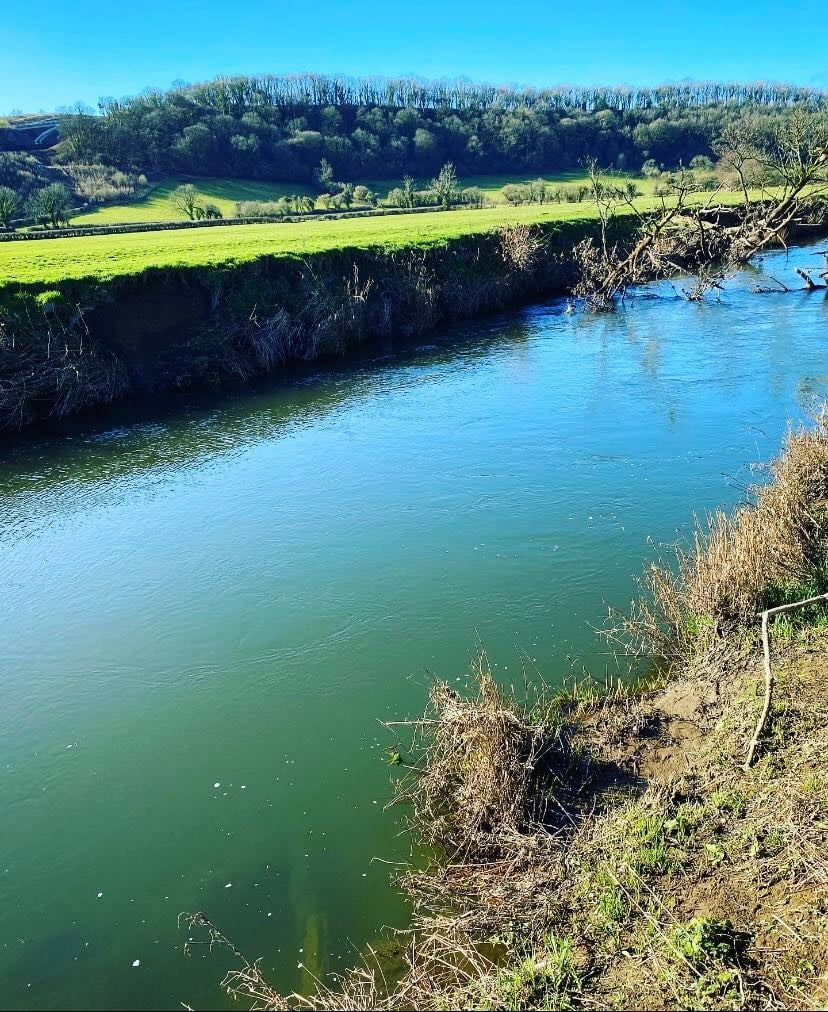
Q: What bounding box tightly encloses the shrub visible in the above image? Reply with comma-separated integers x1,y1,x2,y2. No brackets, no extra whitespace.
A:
0,185,19,227
353,184,378,207
460,186,486,207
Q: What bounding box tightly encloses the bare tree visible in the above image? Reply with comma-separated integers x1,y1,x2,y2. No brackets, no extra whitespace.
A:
716,110,828,262
401,175,417,208
572,160,714,310
574,120,828,311
169,183,202,220
430,162,459,210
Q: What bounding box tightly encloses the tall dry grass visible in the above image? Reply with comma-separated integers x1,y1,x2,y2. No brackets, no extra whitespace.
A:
622,410,828,663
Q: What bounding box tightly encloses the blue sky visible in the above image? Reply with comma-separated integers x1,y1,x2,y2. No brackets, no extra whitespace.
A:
3,0,826,113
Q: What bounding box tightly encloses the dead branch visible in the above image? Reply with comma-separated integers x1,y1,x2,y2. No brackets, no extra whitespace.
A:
744,592,828,769
795,267,826,290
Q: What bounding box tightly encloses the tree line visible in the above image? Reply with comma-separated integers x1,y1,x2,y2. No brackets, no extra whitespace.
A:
53,74,827,185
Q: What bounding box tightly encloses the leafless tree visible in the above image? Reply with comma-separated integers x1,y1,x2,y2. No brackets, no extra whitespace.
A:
169,183,201,220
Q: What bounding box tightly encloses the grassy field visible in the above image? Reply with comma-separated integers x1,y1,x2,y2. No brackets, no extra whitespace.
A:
69,171,660,226
1,201,633,287
364,170,661,203
70,177,318,225
1,187,754,288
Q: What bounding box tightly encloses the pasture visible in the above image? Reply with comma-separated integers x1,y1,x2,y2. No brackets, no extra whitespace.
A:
67,171,661,226
0,185,747,289
70,177,318,225
4,203,609,286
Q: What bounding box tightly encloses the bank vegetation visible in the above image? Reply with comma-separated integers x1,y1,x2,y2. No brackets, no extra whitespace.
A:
185,409,828,1011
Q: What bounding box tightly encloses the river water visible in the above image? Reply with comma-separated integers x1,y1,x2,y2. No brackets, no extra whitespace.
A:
1,242,826,1010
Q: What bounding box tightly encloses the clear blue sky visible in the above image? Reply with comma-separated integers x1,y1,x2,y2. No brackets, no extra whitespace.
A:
3,0,825,114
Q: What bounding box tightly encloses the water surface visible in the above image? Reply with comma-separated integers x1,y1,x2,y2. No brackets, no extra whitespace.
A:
1,243,827,1009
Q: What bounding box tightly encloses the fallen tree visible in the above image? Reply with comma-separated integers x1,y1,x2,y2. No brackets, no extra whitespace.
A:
573,112,828,310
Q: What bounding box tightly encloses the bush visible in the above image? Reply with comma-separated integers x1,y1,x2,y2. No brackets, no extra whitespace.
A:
690,154,715,171
460,186,486,207
234,200,285,218
502,183,531,205
25,183,72,227
353,184,378,207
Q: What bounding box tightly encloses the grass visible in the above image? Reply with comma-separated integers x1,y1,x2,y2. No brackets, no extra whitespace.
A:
69,176,317,225
1,187,751,290
0,202,600,287
362,170,661,203
69,171,660,228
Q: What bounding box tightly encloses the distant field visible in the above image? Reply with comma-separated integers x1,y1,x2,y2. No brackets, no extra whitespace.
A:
1,189,746,289
364,171,660,203
69,172,659,226
70,177,318,225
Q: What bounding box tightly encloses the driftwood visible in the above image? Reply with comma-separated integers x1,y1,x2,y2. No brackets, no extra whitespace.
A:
752,274,790,293
743,592,828,770
795,267,827,290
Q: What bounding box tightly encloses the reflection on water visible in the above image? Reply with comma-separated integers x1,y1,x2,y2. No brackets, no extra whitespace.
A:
0,242,827,1011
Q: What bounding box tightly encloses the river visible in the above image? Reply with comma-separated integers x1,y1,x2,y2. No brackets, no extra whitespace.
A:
1,242,826,1009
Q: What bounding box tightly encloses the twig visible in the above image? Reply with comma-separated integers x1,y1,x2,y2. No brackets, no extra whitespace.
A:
743,592,828,769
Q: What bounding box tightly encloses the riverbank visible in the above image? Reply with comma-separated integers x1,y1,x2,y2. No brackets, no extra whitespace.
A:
198,411,828,1009
3,191,821,433
1,197,826,432
0,214,629,430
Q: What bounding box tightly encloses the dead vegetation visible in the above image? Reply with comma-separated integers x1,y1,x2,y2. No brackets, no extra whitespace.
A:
619,410,828,666
0,292,128,428
573,112,828,311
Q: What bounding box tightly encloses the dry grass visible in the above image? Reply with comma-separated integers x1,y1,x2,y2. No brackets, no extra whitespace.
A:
621,411,828,663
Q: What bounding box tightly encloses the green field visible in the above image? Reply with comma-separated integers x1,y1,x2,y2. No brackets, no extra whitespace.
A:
1,189,746,289
69,172,661,227
70,177,318,225
363,171,661,203
4,203,610,286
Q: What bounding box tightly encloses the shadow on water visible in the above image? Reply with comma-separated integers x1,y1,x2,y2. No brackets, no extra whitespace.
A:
0,311,539,488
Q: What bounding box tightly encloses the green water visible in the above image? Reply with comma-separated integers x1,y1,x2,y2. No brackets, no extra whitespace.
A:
1,243,827,1009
